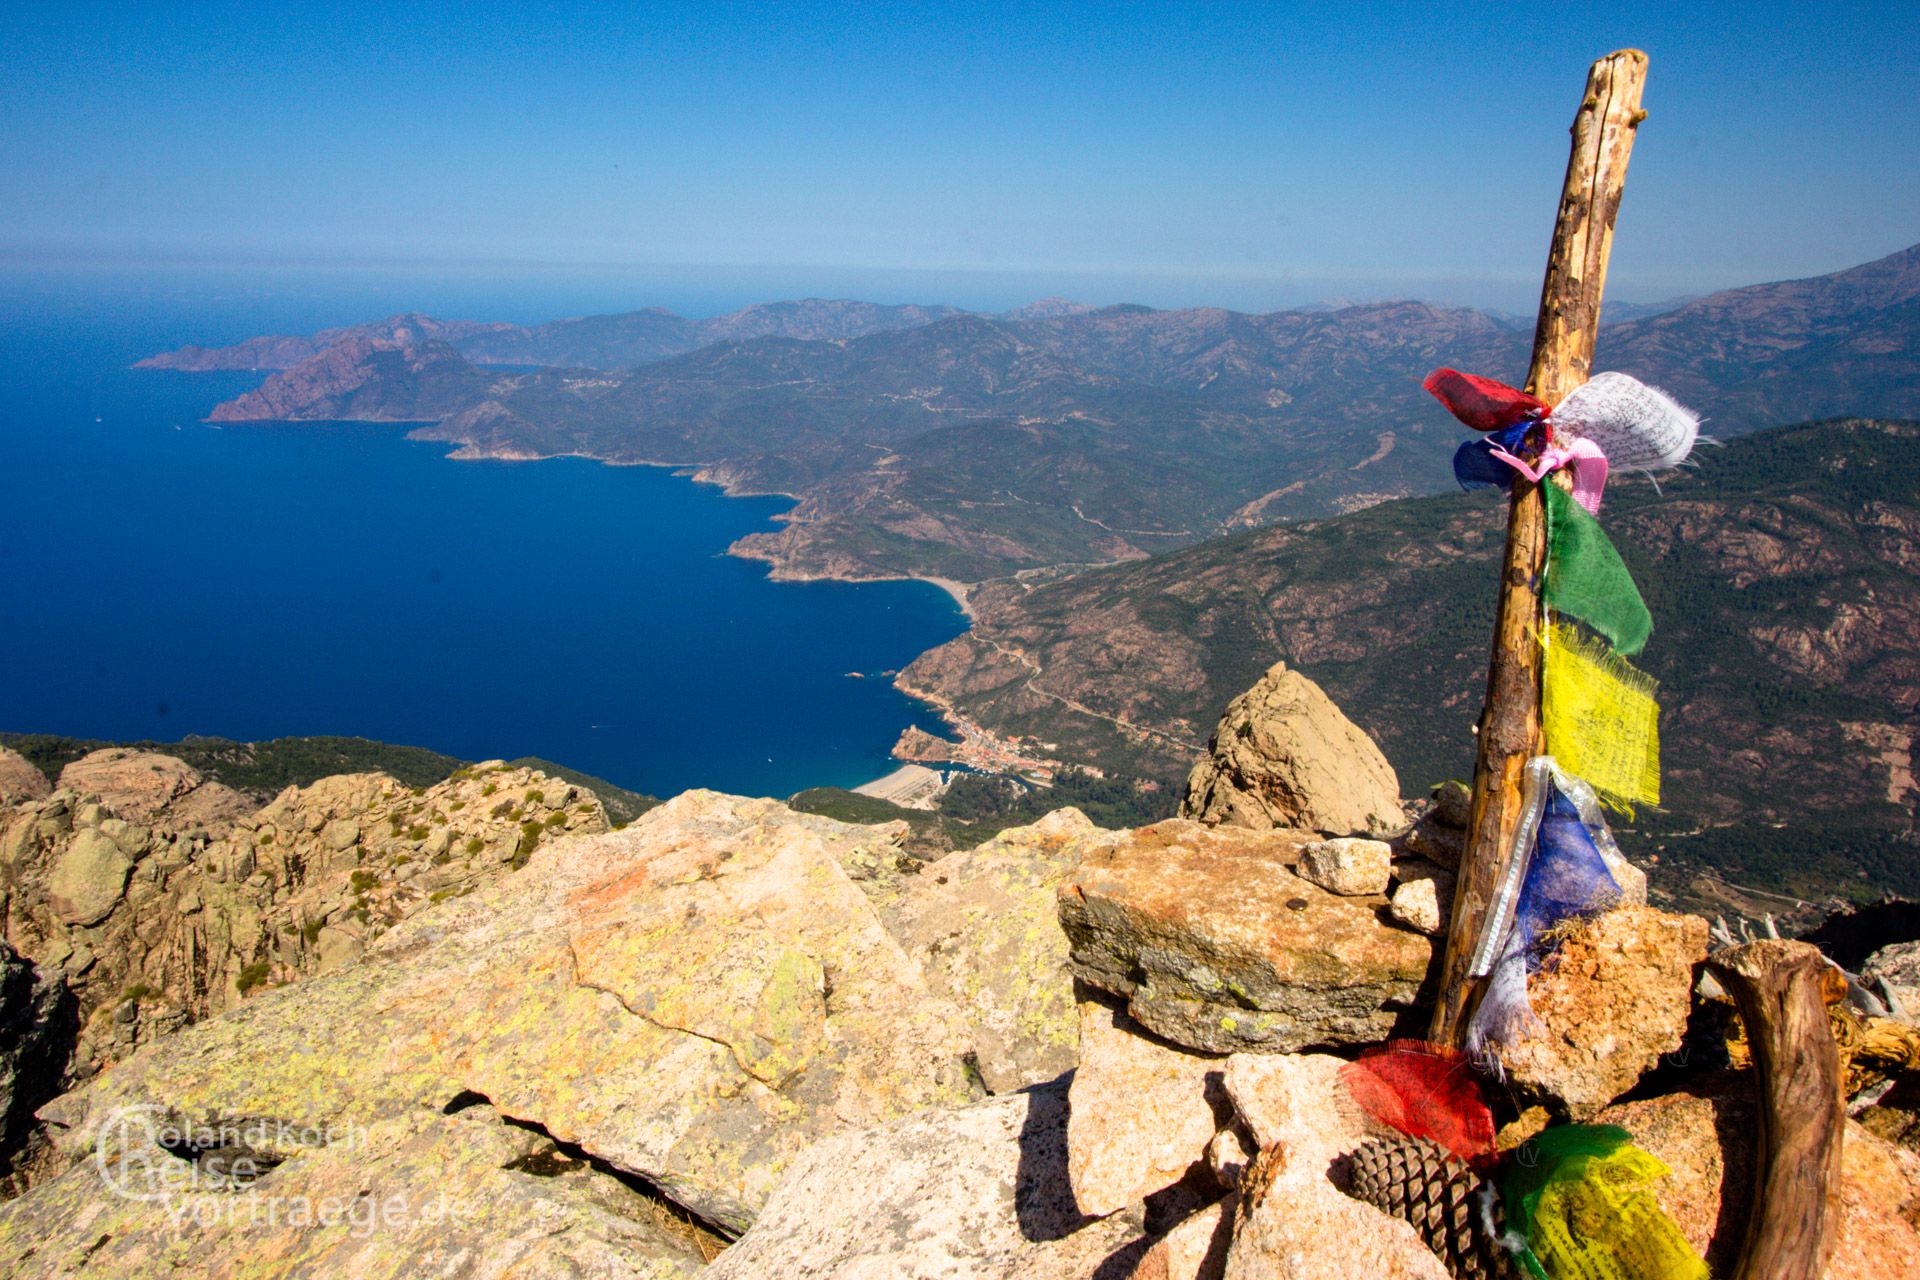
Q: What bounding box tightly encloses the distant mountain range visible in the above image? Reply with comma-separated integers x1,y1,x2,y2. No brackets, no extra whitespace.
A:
902,417,1920,907
139,244,1920,585
135,299,967,373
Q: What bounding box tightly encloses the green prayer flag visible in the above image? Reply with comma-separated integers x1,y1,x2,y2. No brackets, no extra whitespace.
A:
1543,482,1652,657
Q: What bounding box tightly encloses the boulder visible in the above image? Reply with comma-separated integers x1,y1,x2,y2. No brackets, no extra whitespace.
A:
26,792,980,1236
1218,1053,1450,1279
1181,662,1404,838
1388,876,1446,936
1297,837,1391,897
1058,821,1437,1054
1597,1082,1920,1275
56,749,205,822
705,1079,1146,1280
884,807,1110,1092
45,828,134,926
1494,906,1709,1118
1398,814,1463,871
1128,1197,1235,1280
1068,997,1226,1216
0,1099,713,1278
0,748,50,806
1430,779,1472,829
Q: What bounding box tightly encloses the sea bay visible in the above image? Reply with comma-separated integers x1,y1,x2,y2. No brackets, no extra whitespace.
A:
0,281,967,799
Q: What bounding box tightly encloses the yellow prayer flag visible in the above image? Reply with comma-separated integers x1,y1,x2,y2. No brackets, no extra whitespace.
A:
1541,622,1660,815
1526,1144,1707,1280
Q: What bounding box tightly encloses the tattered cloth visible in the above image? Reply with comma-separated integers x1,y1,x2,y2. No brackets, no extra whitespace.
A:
1339,1041,1495,1170
1500,1124,1708,1280
1423,368,1552,432
1426,367,1700,510
1543,481,1652,657
1550,372,1699,473
1541,622,1661,815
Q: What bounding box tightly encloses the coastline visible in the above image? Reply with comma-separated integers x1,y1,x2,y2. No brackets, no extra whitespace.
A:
430,439,980,617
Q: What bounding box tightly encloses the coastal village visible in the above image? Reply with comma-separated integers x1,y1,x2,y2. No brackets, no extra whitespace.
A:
843,712,1074,811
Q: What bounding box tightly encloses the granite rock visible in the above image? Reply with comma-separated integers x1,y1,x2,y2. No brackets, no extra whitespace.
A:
1398,814,1464,871
1495,906,1710,1118
1297,837,1391,897
1219,1053,1451,1279
0,942,75,1186
1388,876,1446,936
56,749,221,824
1598,1082,1920,1275
0,1099,713,1278
1058,820,1436,1054
884,807,1111,1092
1,759,606,1072
706,1079,1146,1280
1181,662,1405,838
44,828,134,927
1068,997,1227,1216
22,792,981,1236
0,748,50,807
1866,940,1920,1019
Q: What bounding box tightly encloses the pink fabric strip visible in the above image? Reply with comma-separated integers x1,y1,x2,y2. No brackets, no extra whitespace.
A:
1485,437,1610,513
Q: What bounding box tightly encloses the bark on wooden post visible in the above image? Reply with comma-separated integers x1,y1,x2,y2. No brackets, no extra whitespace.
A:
1705,940,1846,1280
1429,49,1650,1047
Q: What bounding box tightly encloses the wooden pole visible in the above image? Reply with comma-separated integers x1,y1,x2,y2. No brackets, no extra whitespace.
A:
1705,941,1845,1280
1430,50,1649,1047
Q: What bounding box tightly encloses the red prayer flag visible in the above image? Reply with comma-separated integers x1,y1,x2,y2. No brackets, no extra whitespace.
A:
1424,368,1552,432
1340,1040,1496,1169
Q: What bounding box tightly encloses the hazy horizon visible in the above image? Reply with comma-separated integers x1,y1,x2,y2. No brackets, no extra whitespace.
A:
8,241,1901,338
6,2,1915,320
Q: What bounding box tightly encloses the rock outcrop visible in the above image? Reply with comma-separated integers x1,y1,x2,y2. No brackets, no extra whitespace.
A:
1867,940,1920,1018
56,748,249,825
1495,906,1710,1118
1,752,606,1074
1181,661,1405,837
1221,1053,1453,1278
8,793,1002,1239
1067,997,1226,1217
1058,820,1437,1054
0,1096,718,1278
879,807,1110,1093
0,749,50,807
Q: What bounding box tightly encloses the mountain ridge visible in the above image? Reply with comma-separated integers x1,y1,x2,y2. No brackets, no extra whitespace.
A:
141,242,1920,590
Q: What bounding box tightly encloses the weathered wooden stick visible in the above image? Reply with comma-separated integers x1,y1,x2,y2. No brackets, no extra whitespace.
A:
1705,940,1845,1280
1430,49,1649,1047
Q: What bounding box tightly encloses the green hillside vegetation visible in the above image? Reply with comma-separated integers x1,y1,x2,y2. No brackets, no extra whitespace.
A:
503,757,661,826
907,418,1920,904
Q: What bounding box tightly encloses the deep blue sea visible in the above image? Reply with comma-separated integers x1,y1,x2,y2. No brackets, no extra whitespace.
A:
0,270,967,799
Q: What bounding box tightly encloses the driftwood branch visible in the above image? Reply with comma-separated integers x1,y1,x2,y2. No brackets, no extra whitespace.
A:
1430,49,1649,1047
1706,940,1845,1280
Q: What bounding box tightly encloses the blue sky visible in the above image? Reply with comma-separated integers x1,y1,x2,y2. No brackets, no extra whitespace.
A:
2,1,1915,312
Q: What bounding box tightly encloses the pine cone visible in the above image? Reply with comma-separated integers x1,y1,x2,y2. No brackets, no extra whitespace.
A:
1345,1137,1519,1280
